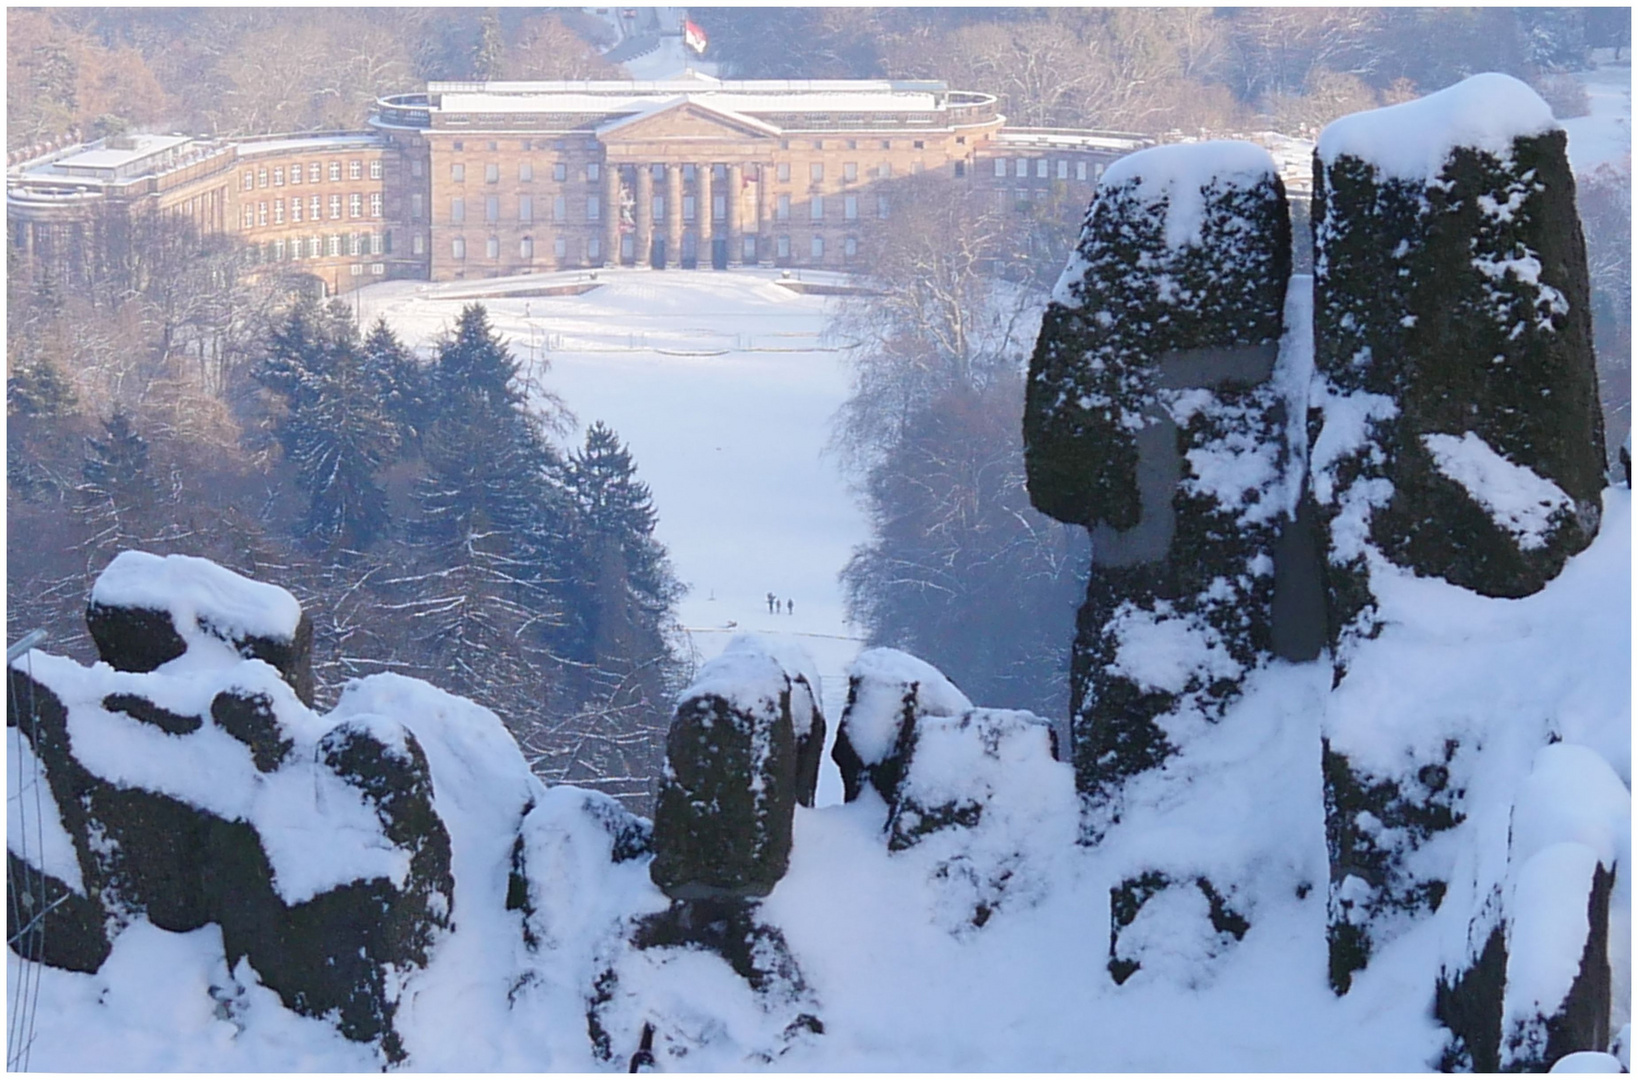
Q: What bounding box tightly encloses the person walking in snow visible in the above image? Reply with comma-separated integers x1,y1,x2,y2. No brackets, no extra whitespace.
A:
767,592,777,614
786,598,794,616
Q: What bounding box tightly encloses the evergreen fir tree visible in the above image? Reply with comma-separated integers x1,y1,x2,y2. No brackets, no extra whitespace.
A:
287,345,399,550
7,355,77,420
436,303,524,410
360,317,432,450
77,410,159,549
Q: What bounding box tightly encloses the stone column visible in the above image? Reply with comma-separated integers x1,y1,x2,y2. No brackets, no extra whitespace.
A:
725,163,743,266
665,162,684,270
634,164,654,268
602,162,620,266
753,163,770,266
697,163,714,256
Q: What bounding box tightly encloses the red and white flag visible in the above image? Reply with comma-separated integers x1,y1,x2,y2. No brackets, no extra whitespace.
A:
683,18,708,55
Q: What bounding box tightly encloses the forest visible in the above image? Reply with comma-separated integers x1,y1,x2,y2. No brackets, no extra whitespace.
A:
7,6,1631,805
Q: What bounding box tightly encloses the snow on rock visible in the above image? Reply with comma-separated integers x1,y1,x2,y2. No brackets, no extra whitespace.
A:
7,723,83,893
721,633,826,805
832,646,972,805
1424,431,1574,551
1318,73,1557,182
1502,842,1610,1070
886,708,1076,935
1551,1050,1626,1073
650,641,801,899
86,550,314,705
1510,743,1630,870
1026,138,1295,838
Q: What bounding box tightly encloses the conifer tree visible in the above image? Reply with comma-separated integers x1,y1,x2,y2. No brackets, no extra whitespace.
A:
287,344,399,550
360,317,432,451
76,410,159,551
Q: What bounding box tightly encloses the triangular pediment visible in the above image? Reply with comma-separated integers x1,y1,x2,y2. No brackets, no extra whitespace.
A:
598,97,781,143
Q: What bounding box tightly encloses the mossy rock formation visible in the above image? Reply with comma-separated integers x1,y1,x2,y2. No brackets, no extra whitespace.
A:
1023,142,1297,836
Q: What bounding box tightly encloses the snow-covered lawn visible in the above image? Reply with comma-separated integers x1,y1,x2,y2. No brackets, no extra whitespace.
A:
356,269,869,804
1565,63,1631,172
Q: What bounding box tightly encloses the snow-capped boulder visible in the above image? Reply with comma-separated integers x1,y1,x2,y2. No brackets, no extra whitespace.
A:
722,634,827,808
1316,74,1610,1002
650,641,802,900
1022,140,1299,834
1108,872,1249,988
832,647,973,805
1311,72,1604,622
85,551,315,706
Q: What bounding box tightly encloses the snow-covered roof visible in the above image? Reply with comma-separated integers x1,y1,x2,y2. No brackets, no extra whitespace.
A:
235,133,385,157
1317,72,1557,182
49,133,191,171
438,88,943,117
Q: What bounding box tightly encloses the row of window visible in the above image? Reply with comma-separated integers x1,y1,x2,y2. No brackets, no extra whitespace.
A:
259,232,389,261
241,159,381,191
439,232,861,261
450,161,602,184
241,193,383,228
991,157,1104,182
437,190,896,227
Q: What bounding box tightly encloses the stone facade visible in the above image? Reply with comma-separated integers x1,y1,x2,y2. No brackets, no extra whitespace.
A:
8,77,1148,294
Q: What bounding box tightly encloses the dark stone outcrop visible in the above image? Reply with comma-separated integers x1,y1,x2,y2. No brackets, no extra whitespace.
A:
1108,871,1250,986
650,648,798,900
1023,142,1296,836
831,649,971,807
5,850,110,974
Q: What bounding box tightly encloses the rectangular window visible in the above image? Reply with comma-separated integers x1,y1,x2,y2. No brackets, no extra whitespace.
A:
1057,159,1069,180
452,237,466,259
370,160,382,180
311,195,323,219
811,235,824,258
411,158,424,179
350,160,362,180
242,206,254,229
485,163,499,183
258,167,268,188
411,193,424,220
370,233,383,255
486,236,499,259
588,236,601,259
994,158,1008,178
777,162,791,183
520,162,533,182
451,197,465,223
1016,159,1028,178
652,195,664,221
878,162,892,179
485,196,499,223
329,194,342,219
777,235,790,258
291,198,303,223
1036,159,1048,179
877,194,889,219
809,162,823,183
309,236,322,257
1016,188,1029,207
1077,160,1089,181
327,234,341,256
275,238,286,259
350,193,363,218
349,233,362,256
413,233,426,255
713,194,726,222
845,235,858,257
274,167,284,186
587,162,601,182
274,200,285,225
844,195,857,221
743,236,756,260
309,162,322,183
553,162,567,182
329,162,341,182
954,160,966,178
553,195,566,223
370,193,382,218
913,140,924,149
587,195,601,221
1095,162,1105,179
810,196,823,221
776,194,790,222
843,162,857,182
554,236,567,258
257,201,268,226
521,236,534,259
683,164,696,181
519,195,533,223
683,195,696,222
452,163,465,182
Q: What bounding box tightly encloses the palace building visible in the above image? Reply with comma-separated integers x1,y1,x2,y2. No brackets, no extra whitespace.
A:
7,75,1153,294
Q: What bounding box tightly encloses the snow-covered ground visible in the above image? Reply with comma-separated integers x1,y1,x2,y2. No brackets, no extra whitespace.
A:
356,269,867,805
1565,63,1631,173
